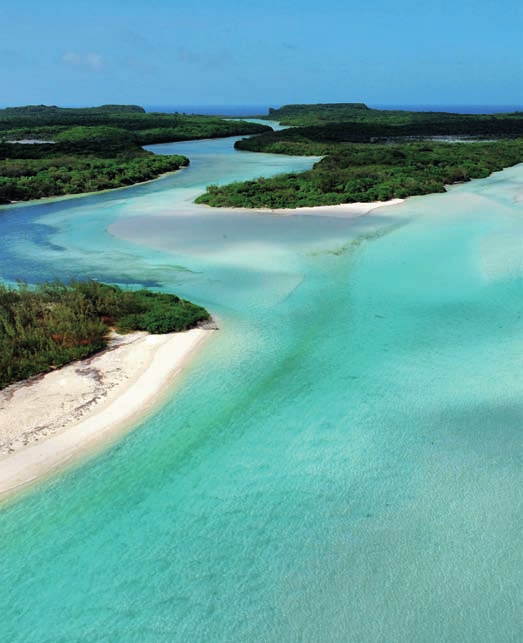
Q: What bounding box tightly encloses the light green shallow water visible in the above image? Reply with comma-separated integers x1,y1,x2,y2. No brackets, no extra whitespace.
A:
0,136,521,642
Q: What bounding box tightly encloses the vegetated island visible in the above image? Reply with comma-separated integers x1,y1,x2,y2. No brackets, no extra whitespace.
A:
0,104,271,203
195,103,523,208
0,279,214,498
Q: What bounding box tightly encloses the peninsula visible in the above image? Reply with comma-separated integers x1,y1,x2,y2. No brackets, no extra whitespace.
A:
0,279,214,499
196,103,523,208
0,104,271,203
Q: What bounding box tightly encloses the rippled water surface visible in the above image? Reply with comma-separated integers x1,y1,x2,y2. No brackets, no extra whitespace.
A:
0,135,521,642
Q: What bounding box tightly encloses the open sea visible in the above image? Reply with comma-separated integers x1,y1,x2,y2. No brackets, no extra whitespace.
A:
0,127,521,642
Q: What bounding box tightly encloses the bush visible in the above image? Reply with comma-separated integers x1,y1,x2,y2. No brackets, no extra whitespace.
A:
0,280,210,389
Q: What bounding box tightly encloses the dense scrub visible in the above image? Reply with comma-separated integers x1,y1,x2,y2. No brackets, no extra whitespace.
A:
196,139,523,208
0,280,210,389
0,152,189,202
0,104,271,203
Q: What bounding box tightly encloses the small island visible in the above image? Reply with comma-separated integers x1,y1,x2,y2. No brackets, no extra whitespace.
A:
196,103,523,208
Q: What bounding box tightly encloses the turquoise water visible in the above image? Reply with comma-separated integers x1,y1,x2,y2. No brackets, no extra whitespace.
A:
0,136,522,642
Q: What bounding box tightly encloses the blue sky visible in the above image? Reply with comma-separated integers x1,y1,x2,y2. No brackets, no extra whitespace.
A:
1,0,522,107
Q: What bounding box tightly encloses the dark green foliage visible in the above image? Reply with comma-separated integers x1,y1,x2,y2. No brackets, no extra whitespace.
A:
235,119,523,155
113,290,210,334
130,119,271,145
0,104,271,202
196,139,523,208
0,153,189,201
266,103,370,125
0,280,210,389
0,105,271,139
264,102,523,131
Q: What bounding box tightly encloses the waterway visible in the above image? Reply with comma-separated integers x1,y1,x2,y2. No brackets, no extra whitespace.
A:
0,133,521,642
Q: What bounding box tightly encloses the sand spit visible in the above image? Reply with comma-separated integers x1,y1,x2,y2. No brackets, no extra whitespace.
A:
206,198,404,218
0,327,213,501
260,198,405,217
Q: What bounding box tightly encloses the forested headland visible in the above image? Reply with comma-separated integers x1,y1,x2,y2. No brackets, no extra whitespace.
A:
0,105,271,203
0,280,210,390
196,103,523,208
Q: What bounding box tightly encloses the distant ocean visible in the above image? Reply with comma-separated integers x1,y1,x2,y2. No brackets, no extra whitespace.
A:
144,104,523,116
144,105,271,116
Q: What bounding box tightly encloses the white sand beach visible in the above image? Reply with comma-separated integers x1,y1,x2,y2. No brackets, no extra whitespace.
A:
262,198,405,217
211,198,404,218
0,327,213,501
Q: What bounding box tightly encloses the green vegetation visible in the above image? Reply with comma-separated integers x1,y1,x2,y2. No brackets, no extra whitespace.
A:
264,102,523,133
266,103,370,125
0,104,272,203
196,139,523,208
238,116,523,154
0,150,189,202
1,104,146,116
0,280,210,390
0,104,271,143
195,103,523,208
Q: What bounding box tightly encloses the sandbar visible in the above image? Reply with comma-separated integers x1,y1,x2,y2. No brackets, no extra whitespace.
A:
197,198,404,218
0,327,213,502
253,198,404,217
277,198,404,216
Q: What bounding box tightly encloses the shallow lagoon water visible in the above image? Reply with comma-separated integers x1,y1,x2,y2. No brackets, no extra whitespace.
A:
0,136,521,642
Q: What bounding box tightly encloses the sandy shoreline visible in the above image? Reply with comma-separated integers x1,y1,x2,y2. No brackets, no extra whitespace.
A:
0,327,213,502
199,198,404,218
266,198,404,217
0,197,401,503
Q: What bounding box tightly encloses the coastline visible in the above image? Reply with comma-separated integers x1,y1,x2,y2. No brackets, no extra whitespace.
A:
0,326,213,502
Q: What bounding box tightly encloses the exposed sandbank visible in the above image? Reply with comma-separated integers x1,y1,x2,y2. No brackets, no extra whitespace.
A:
0,327,212,502
263,198,405,217
200,198,404,218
